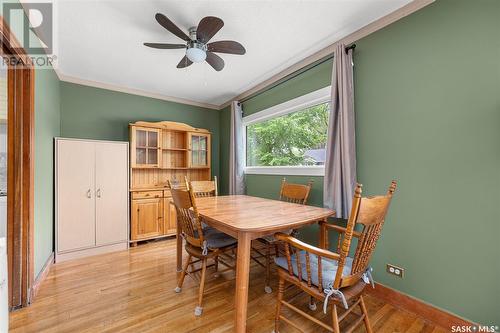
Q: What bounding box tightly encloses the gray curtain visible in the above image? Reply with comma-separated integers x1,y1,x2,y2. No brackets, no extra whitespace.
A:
323,44,357,219
229,101,245,195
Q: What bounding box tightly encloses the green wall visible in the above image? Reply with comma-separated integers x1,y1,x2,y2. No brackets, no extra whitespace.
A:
219,0,499,324
60,82,220,179
34,68,61,277
354,0,499,324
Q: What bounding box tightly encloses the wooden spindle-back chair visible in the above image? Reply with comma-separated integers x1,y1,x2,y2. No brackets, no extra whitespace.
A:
273,181,397,333
184,176,219,235
253,178,313,294
185,176,218,197
170,185,236,317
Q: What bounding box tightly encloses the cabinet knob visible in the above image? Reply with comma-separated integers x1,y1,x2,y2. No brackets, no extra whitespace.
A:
86,189,92,198
96,188,101,198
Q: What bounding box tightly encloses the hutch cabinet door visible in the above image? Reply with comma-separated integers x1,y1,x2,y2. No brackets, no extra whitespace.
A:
131,126,161,168
164,197,177,235
131,198,164,240
188,133,210,168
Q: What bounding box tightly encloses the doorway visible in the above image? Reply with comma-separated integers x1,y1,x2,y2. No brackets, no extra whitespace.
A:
0,54,7,332
0,18,36,314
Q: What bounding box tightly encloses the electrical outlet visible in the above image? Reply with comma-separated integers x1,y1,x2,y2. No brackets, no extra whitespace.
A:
386,264,405,278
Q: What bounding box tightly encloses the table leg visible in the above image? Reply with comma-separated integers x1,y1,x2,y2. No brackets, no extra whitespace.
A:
235,232,252,333
319,218,327,249
176,220,182,272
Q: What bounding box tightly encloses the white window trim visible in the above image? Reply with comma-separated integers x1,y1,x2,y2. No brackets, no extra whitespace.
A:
245,165,325,176
243,86,331,176
242,86,331,126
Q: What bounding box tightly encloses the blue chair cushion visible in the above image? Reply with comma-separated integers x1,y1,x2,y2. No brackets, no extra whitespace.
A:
201,225,217,234
275,251,353,289
204,229,237,249
191,225,236,249
261,229,294,243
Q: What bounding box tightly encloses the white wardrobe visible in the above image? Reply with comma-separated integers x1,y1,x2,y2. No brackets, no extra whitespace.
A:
55,138,129,262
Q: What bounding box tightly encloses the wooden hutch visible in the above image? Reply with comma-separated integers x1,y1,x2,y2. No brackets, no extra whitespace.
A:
129,121,211,246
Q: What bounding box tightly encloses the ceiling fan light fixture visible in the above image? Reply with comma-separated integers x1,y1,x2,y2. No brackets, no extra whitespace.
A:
145,14,245,71
186,46,206,63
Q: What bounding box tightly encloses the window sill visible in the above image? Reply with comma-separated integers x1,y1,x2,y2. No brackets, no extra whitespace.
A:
244,166,324,176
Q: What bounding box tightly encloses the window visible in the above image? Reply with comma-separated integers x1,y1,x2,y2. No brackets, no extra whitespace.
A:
244,86,330,176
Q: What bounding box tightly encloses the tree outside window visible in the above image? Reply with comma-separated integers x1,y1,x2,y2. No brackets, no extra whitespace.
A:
246,102,329,167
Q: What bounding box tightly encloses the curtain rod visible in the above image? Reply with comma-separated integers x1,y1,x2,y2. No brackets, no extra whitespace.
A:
345,43,356,53
239,56,332,105
222,0,435,109
240,44,356,105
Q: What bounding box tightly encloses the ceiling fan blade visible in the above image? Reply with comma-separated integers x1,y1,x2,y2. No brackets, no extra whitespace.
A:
144,43,187,49
205,52,224,71
207,40,246,55
177,56,193,69
196,16,224,44
155,13,190,42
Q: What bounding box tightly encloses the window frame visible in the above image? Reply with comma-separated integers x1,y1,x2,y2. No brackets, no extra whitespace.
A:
243,86,331,176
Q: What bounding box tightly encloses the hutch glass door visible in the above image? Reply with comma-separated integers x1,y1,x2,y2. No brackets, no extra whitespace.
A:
190,134,208,167
134,127,160,168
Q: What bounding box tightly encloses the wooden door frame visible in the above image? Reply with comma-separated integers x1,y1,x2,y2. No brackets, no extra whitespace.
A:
1,17,36,309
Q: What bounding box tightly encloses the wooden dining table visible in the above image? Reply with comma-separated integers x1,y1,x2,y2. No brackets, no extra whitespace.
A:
175,195,335,333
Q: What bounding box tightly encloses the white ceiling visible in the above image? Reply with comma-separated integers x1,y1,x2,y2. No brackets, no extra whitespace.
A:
55,0,412,107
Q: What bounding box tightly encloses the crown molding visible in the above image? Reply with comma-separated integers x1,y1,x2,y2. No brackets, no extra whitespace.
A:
48,0,433,111
219,0,435,109
56,71,220,110
21,1,219,110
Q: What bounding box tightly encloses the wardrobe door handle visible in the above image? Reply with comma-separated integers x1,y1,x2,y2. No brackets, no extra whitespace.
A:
86,189,92,198
96,188,101,198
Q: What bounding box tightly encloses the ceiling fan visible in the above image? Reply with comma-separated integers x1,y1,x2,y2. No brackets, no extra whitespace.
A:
144,13,246,71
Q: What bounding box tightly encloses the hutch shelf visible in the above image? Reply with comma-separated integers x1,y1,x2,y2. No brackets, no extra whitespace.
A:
129,121,211,246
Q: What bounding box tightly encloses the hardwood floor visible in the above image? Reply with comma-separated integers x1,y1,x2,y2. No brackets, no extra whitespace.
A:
10,240,447,333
